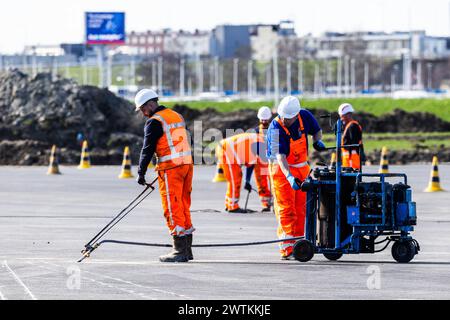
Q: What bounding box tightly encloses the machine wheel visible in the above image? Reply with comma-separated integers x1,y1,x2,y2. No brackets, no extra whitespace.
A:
391,241,416,263
293,240,314,262
323,253,343,261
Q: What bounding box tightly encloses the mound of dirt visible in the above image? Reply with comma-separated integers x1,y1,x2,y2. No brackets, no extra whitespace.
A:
0,69,145,164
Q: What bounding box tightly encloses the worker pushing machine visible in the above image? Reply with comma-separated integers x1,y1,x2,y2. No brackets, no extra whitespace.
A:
216,131,268,213
243,106,273,212
338,103,365,170
267,96,325,259
135,89,194,263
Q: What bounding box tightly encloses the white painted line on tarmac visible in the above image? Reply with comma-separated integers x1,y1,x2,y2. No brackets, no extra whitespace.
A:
43,261,192,300
0,264,8,300
0,287,7,300
87,272,191,299
2,261,37,300
83,277,157,300
26,261,157,300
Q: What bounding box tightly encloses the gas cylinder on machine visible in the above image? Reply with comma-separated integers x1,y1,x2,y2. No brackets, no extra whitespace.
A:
314,167,356,248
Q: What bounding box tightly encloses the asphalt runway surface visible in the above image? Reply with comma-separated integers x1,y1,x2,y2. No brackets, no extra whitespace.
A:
0,164,449,300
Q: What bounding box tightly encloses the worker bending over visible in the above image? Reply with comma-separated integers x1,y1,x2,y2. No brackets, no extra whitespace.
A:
135,89,194,263
267,96,325,259
216,132,267,213
244,106,273,212
338,103,365,170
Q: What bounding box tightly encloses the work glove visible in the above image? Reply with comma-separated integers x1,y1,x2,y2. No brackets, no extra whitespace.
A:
244,181,252,192
313,140,326,152
286,174,301,191
137,175,146,186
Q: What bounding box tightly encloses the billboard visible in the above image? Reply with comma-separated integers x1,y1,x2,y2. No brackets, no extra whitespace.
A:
85,12,125,45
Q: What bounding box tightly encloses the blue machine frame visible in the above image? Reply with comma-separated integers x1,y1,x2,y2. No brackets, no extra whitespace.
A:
298,119,419,262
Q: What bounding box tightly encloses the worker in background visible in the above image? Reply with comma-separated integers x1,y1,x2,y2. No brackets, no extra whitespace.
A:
244,106,273,212
338,103,365,170
216,132,266,213
135,89,194,263
267,96,325,260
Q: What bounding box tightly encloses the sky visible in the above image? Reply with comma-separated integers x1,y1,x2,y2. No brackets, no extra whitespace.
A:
0,0,449,54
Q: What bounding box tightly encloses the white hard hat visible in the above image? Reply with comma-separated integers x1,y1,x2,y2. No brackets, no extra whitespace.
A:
338,103,354,116
134,89,158,111
277,96,301,119
257,106,272,120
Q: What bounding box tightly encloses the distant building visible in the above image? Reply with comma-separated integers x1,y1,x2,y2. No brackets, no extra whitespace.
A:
22,44,95,60
164,29,210,58
125,29,210,58
311,31,450,60
126,30,167,55
250,20,296,61
209,25,252,58
60,44,96,59
23,45,65,56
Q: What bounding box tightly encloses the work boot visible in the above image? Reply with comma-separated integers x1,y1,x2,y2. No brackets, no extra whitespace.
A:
159,236,189,263
227,207,248,213
186,234,193,260
261,206,271,212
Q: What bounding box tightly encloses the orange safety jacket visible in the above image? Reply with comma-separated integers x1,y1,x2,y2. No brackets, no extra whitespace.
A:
219,132,265,166
150,108,192,171
274,114,309,167
341,120,362,169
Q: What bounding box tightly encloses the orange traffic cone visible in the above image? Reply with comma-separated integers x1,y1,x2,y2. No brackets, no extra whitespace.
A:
118,146,134,179
47,145,61,175
330,152,336,168
378,146,389,174
78,140,91,169
212,163,226,182
424,156,445,192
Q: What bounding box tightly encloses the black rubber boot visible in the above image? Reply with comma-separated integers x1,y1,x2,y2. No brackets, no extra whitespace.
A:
186,234,193,261
159,236,189,263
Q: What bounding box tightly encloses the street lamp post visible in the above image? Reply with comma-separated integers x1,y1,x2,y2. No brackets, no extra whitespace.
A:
298,59,303,94
427,62,433,90
233,58,239,94
286,57,292,95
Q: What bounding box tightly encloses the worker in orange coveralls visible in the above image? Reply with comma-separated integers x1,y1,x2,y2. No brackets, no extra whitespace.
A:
267,96,325,259
135,89,194,263
338,103,365,170
216,131,267,213
243,106,273,212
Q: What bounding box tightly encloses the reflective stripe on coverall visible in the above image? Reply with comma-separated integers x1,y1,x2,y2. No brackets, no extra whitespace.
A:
254,124,272,208
341,120,362,170
216,133,264,211
269,114,310,257
150,108,194,236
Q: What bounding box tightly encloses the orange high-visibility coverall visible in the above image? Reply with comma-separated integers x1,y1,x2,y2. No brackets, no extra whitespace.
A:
341,120,363,170
216,132,266,211
151,108,194,236
254,124,271,208
269,115,311,257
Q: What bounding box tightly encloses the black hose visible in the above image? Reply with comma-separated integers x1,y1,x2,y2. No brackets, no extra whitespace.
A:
98,236,305,249
374,238,388,245
77,236,306,262
374,239,392,253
